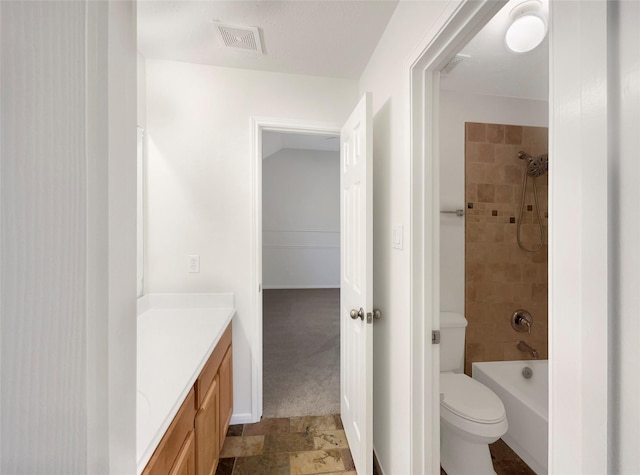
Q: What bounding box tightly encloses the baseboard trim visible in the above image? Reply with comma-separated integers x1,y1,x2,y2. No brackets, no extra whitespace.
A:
230,413,256,425
374,447,385,475
262,285,340,290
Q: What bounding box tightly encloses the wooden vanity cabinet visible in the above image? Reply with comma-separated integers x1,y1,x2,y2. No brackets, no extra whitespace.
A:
142,389,197,475
168,430,196,475
142,323,233,475
195,374,220,475
194,324,232,475
218,347,233,450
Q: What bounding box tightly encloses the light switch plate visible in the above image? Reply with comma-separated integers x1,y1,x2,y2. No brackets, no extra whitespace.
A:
392,225,403,250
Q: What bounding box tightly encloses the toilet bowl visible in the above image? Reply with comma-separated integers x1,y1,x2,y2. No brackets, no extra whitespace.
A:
439,312,508,475
440,372,508,475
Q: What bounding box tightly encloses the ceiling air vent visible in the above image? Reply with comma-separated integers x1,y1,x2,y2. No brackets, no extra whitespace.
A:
213,22,264,54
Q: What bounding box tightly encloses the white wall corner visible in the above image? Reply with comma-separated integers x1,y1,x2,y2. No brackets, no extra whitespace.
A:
549,1,609,473
107,1,138,473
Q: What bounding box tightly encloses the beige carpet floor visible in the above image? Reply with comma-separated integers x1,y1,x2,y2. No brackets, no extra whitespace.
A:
262,289,340,418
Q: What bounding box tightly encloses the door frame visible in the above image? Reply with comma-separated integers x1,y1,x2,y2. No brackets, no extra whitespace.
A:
405,1,510,472
408,0,611,473
249,117,342,420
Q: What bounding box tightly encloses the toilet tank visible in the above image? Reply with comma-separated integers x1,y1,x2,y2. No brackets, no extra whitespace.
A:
440,312,468,373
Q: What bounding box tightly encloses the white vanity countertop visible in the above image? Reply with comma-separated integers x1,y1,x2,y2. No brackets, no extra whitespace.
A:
136,293,235,475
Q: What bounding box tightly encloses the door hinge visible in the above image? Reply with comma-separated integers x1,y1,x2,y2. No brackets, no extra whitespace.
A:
432,330,440,344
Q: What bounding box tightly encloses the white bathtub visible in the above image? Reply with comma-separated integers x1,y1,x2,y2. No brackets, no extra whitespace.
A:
472,360,548,475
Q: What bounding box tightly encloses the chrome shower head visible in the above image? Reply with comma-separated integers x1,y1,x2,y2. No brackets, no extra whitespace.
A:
518,151,548,178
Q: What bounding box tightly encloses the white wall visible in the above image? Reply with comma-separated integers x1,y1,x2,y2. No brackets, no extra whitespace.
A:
610,1,640,471
357,2,452,473
1,1,137,473
1,3,89,471
137,53,147,128
439,91,548,315
137,54,147,297
104,3,137,472
262,148,340,289
550,0,620,472
144,60,357,420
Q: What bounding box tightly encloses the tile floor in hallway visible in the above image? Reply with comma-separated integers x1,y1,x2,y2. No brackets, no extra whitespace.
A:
215,415,356,475
217,415,533,475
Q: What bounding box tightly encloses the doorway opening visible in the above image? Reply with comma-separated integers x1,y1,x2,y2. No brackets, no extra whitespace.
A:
406,0,550,473
438,0,549,472
260,130,341,418
250,95,373,475
249,118,342,420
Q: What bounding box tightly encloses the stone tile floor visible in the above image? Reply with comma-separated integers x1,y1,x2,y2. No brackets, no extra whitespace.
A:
217,416,533,475
440,438,536,475
215,415,356,475
488,439,536,475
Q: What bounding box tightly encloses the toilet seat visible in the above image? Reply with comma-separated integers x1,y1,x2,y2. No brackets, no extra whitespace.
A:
440,372,508,438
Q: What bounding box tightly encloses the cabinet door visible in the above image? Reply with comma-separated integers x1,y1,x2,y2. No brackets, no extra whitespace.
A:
195,374,219,475
169,430,196,475
142,389,197,475
218,346,233,449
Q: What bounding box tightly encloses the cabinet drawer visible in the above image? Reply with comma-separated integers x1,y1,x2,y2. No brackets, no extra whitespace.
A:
143,388,196,475
196,324,232,408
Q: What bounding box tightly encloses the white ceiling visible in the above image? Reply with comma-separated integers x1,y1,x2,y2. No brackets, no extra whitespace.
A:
263,131,339,159
138,0,548,100
137,0,399,79
440,0,549,101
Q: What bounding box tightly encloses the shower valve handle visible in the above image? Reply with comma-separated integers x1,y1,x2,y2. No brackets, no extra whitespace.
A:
518,317,531,334
512,309,533,334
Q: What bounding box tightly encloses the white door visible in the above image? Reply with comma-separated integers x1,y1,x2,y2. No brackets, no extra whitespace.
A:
340,92,373,475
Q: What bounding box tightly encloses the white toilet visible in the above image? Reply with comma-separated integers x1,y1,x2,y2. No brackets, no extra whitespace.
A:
440,312,508,475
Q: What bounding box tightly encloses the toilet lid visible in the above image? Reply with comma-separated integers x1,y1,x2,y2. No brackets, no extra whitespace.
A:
440,373,506,424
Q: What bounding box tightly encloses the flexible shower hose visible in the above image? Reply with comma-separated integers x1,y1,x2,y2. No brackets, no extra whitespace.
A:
516,166,545,252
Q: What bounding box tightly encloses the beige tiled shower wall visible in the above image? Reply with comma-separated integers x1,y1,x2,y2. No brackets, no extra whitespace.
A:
464,122,548,375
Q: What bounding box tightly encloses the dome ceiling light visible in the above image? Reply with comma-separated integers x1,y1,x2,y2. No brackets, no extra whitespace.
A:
505,0,548,54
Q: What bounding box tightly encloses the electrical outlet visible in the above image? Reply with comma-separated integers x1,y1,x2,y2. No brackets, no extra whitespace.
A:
188,255,200,273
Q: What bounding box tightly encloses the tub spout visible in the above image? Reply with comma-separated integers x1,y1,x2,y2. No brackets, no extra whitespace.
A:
517,340,539,359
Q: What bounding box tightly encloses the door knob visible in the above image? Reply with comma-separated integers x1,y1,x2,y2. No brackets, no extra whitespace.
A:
350,308,364,320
